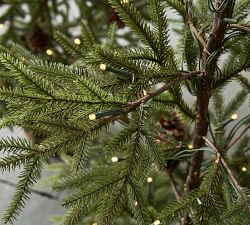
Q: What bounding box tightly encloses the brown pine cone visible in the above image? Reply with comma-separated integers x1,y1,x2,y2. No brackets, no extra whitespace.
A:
108,8,125,29
28,26,50,50
159,112,187,141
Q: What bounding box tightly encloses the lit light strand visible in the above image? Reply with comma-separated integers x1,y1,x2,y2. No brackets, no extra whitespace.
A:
74,38,81,45
99,63,132,80
89,110,123,121
46,49,54,56
111,156,119,163
215,113,239,131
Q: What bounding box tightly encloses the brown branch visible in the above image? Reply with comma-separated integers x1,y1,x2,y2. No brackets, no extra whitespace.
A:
126,71,200,110
185,0,209,56
229,24,250,33
189,22,207,51
168,172,181,201
187,18,208,55
203,137,250,213
168,172,186,225
227,124,250,150
184,3,235,220
204,136,250,211
203,137,241,190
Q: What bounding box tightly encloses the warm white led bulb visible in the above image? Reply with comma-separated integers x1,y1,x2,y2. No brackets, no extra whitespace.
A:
93,223,97,225
197,198,202,205
46,49,53,56
100,64,107,71
188,144,193,149
120,0,129,4
134,201,138,206
74,38,81,45
147,177,153,183
0,23,4,29
89,113,96,121
241,167,247,172
143,90,147,96
111,156,119,163
153,220,161,225
231,113,238,120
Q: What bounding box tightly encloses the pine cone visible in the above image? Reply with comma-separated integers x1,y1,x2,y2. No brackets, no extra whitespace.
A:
28,26,50,50
159,112,187,141
108,8,125,29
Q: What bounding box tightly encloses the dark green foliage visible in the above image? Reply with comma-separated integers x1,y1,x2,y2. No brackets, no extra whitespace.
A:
0,0,249,224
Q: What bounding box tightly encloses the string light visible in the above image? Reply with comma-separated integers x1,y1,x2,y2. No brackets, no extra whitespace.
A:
215,113,239,131
241,167,247,172
74,38,81,45
121,0,129,4
100,64,107,71
93,223,97,225
89,110,122,121
0,23,4,29
99,63,132,80
188,144,193,149
147,177,153,183
230,113,238,120
143,90,147,96
134,201,138,206
153,220,161,225
111,156,119,163
46,49,54,56
89,113,96,121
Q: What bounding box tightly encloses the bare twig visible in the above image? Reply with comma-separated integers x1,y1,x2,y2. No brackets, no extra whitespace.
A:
168,172,186,225
126,71,200,110
205,135,250,211
168,173,181,201
185,0,209,55
188,21,209,54
203,136,241,191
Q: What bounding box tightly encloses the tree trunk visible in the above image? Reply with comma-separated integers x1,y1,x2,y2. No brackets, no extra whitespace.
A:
183,1,235,223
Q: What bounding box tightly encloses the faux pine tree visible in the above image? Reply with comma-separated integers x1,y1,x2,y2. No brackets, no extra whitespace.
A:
0,0,250,225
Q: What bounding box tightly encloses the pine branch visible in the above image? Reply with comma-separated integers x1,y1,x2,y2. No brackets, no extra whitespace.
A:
53,31,85,58
127,178,151,225
108,0,157,53
126,70,200,111
0,137,33,154
2,157,42,224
